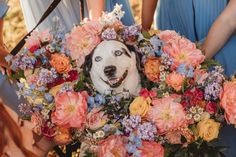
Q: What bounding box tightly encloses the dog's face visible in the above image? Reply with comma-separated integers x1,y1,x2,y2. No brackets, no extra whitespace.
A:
87,40,141,95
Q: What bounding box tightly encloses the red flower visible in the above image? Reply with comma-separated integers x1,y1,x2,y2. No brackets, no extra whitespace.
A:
139,88,157,98
182,88,204,108
205,102,217,114
29,45,40,53
66,70,79,82
41,122,56,139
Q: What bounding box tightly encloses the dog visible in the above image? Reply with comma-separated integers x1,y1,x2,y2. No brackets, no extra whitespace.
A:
84,40,141,96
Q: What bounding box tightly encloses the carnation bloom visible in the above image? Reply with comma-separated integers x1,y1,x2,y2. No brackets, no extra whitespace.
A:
147,96,186,134
138,141,164,157
51,91,88,128
66,25,101,61
144,57,162,83
98,135,126,157
166,72,185,91
50,53,71,74
220,81,236,126
162,36,205,69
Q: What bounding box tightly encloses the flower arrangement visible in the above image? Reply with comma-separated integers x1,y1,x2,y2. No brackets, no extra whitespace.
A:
6,5,235,157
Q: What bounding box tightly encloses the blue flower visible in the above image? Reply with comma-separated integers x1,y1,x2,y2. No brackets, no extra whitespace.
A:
177,64,194,78
44,93,53,102
95,94,106,105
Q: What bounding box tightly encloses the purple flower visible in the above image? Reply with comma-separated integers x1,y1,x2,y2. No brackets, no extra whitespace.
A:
38,68,57,84
18,103,32,115
122,115,141,133
102,28,117,40
137,122,157,141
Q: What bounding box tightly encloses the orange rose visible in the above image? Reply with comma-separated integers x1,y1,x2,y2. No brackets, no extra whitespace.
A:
144,57,162,83
220,81,236,126
50,53,71,73
166,72,185,91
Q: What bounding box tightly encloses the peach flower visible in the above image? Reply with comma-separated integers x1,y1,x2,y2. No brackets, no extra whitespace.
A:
194,69,208,85
165,128,194,144
53,127,72,145
98,135,127,157
144,57,162,83
166,72,185,91
220,81,236,126
50,53,71,74
147,96,186,134
83,21,104,35
162,37,205,69
138,141,164,157
39,29,53,42
51,91,87,128
86,107,108,130
158,30,179,43
66,26,101,61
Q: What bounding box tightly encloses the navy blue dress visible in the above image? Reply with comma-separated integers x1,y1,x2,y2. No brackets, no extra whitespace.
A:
156,0,236,156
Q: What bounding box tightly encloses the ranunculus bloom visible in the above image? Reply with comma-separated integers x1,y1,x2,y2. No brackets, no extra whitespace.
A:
158,30,179,43
51,91,87,128
162,36,205,69
86,107,108,130
194,69,208,85
147,96,186,134
144,57,162,83
197,119,220,142
166,72,185,91
138,141,164,157
205,102,217,114
129,96,151,117
50,53,71,74
98,135,126,157
220,81,236,126
66,25,101,61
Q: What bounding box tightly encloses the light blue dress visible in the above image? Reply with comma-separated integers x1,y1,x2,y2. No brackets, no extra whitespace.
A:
20,0,134,33
156,0,236,156
0,0,22,114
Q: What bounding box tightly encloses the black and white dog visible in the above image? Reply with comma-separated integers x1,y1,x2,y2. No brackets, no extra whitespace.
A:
84,40,141,95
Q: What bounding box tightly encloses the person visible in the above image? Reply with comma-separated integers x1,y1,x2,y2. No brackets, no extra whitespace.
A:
20,0,134,33
142,0,236,156
0,99,54,157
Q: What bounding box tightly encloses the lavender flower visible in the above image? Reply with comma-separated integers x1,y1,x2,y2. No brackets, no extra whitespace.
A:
161,52,173,66
38,68,57,84
102,28,117,40
137,122,157,141
11,54,36,71
204,82,222,100
123,25,141,40
122,115,141,133
18,103,32,115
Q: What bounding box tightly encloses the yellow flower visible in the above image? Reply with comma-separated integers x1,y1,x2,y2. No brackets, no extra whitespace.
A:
197,119,220,142
129,96,151,117
49,84,64,97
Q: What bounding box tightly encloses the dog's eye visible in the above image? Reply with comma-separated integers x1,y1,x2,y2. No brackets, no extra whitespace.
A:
114,50,123,56
95,56,102,62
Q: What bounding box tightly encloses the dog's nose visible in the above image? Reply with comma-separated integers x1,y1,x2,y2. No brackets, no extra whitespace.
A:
104,65,117,77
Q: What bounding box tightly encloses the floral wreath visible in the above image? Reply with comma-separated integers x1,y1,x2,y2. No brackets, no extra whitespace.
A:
6,4,236,157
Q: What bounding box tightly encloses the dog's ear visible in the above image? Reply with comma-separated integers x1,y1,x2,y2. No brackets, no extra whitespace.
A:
83,53,93,77
126,44,143,72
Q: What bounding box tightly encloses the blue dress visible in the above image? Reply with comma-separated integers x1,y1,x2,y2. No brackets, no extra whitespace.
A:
156,0,236,156
20,0,134,33
0,0,22,114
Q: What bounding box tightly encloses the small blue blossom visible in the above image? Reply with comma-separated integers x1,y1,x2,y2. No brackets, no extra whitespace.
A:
44,93,53,102
95,94,106,105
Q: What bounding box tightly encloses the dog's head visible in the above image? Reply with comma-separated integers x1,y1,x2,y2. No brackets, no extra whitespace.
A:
84,40,141,95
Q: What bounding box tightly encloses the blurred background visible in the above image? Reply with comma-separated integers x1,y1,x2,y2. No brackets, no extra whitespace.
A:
3,0,142,50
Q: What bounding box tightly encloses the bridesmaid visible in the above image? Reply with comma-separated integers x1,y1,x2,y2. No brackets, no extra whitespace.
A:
0,0,23,114
20,0,134,32
142,0,236,156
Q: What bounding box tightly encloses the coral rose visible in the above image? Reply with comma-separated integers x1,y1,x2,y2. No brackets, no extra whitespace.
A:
220,81,236,126
129,96,151,117
166,72,185,91
51,91,87,128
197,119,220,142
86,107,108,130
147,96,186,134
162,37,205,69
98,135,126,157
138,141,164,157
50,53,71,74
144,57,162,83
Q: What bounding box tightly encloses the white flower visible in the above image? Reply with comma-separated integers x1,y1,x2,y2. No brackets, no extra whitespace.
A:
193,114,201,122
190,107,197,114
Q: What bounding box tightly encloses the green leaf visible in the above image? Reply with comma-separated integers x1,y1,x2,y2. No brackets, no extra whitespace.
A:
142,31,151,39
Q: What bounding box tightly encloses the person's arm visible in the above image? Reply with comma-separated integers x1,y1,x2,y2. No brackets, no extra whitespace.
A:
141,0,158,30
202,0,236,59
86,0,105,20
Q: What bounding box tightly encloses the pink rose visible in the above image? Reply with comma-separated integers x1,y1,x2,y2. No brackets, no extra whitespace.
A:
147,96,186,134
25,34,41,50
158,30,179,43
205,102,217,114
220,81,236,126
162,37,205,69
51,91,88,128
98,135,127,157
166,72,185,91
66,26,101,61
138,141,164,157
86,107,108,130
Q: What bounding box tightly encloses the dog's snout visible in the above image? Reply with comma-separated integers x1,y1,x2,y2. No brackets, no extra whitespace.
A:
104,65,117,77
